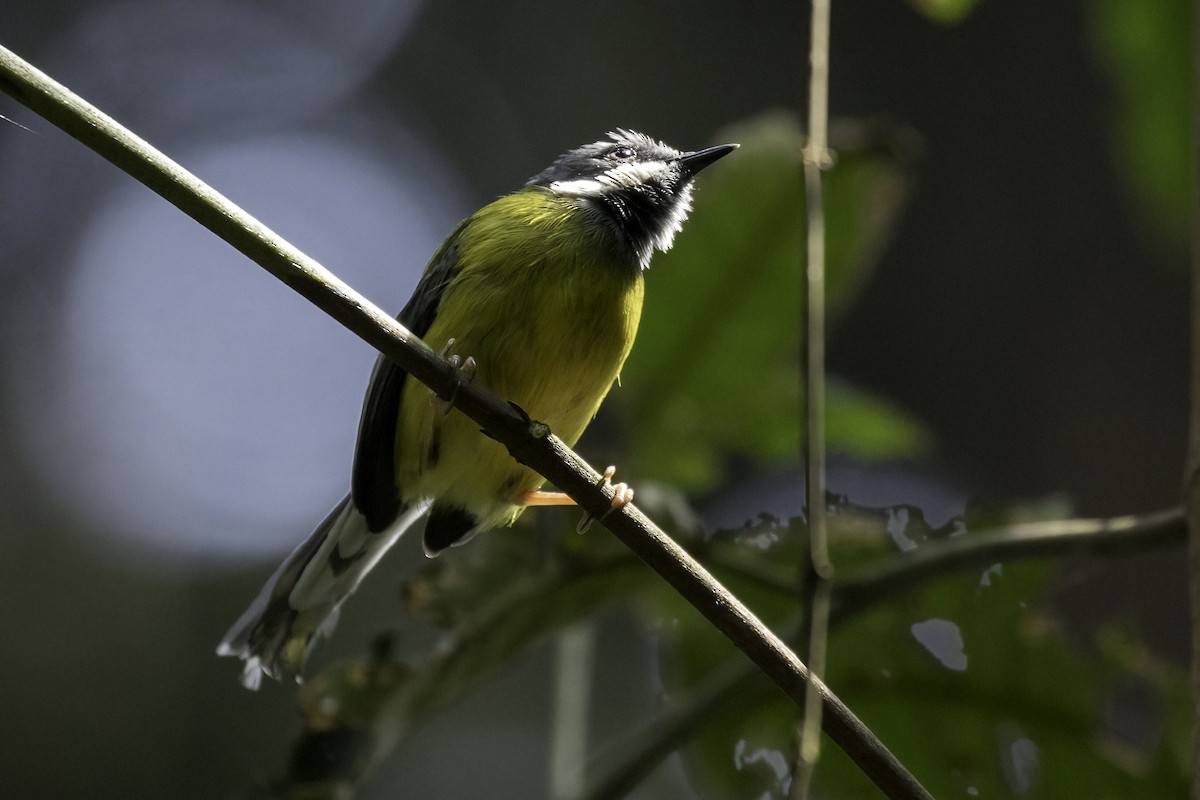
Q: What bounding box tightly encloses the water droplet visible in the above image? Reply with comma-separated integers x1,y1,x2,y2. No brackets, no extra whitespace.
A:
979,563,1003,588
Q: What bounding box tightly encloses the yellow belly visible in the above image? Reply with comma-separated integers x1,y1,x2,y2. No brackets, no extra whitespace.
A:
394,193,644,531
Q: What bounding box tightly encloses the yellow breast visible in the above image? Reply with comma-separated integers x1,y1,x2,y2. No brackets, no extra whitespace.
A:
395,189,644,529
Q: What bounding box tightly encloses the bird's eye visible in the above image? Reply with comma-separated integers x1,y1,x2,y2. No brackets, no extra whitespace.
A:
610,145,636,161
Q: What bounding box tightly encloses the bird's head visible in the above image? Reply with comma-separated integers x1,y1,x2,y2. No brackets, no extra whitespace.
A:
526,129,737,269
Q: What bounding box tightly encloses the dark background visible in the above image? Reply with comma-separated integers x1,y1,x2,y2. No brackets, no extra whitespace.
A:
0,1,1187,797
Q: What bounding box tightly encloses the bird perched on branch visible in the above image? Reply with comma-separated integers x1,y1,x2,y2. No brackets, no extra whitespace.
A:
218,129,737,689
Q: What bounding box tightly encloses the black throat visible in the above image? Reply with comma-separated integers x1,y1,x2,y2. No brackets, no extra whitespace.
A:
584,182,678,268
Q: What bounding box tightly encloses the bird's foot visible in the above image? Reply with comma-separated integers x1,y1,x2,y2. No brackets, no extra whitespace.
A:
577,466,634,534
433,337,476,416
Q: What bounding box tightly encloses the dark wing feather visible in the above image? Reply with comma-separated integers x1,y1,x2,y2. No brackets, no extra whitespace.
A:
351,220,468,532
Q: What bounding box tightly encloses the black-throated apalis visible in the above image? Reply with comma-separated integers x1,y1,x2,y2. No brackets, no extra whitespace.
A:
218,130,737,689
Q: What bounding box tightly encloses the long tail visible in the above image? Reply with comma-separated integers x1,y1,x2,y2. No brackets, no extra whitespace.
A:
217,494,428,689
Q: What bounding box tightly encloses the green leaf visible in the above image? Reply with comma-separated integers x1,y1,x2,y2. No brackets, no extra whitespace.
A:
827,380,930,459
1090,0,1193,248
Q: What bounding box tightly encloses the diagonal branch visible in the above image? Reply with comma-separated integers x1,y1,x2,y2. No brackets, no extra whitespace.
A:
0,43,931,800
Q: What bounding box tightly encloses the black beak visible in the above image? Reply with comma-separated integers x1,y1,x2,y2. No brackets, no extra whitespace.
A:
678,142,739,176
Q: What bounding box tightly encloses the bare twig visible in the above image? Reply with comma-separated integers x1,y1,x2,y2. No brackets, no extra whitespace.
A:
705,509,1184,615
796,0,834,796
836,508,1184,619
0,43,931,800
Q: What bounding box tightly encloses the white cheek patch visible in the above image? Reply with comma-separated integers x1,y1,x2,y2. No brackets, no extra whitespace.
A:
549,177,607,197
548,157,696,270
551,160,672,198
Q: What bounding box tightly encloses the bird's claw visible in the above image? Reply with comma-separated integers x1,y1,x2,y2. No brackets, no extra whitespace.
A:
577,466,634,534
433,338,476,415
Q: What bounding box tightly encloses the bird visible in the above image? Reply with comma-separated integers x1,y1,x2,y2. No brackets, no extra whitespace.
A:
217,129,737,689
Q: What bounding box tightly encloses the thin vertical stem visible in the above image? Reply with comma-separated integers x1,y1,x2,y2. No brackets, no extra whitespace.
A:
548,500,595,800
1186,1,1200,797
794,0,834,797
550,622,595,800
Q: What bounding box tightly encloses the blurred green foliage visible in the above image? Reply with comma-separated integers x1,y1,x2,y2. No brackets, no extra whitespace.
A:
293,499,1188,798
907,0,982,25
1090,0,1193,250
616,112,925,490
288,516,653,794
655,513,1190,799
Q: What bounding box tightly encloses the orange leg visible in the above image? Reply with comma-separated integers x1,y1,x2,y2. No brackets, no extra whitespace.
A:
512,466,634,532
516,490,577,507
